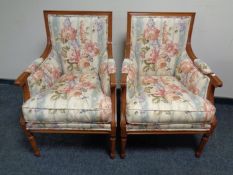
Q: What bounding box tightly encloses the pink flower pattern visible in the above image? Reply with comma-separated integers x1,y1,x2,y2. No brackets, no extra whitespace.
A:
27,57,62,96
175,53,210,98
60,18,77,43
144,27,160,41
126,76,215,127
57,17,103,73
132,17,192,76
99,96,112,122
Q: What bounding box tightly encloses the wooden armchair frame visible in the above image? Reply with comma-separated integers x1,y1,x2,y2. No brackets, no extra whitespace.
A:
15,11,116,159
120,12,223,158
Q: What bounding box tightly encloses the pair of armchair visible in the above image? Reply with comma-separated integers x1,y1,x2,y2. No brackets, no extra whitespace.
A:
15,11,222,159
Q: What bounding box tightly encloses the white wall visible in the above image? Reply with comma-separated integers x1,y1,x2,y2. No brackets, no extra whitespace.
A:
0,0,232,97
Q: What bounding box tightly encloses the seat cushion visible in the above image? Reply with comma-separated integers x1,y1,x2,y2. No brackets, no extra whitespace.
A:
23,73,112,124
126,76,215,126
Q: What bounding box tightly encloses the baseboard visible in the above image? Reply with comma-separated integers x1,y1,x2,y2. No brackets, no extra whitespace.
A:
0,79,15,85
215,97,233,105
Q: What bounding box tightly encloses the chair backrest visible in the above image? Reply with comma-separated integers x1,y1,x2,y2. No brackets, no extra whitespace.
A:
44,11,112,74
126,12,195,76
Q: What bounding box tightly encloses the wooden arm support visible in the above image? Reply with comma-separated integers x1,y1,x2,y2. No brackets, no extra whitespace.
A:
110,74,117,88
110,73,116,136
120,73,128,134
121,73,127,88
208,74,223,88
121,40,130,132
15,72,30,87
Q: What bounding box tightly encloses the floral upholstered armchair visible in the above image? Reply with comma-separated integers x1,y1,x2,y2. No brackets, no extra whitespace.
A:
120,12,223,158
15,11,117,158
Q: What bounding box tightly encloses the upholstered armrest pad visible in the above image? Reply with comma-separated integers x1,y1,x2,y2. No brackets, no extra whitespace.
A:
122,58,138,98
99,58,116,96
194,59,213,75
25,58,44,73
27,51,62,96
175,52,210,98
15,58,44,87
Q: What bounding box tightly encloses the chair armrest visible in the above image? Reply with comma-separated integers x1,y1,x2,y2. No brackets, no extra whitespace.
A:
15,44,53,100
99,58,116,96
176,51,223,100
27,54,62,97
209,74,223,87
17,50,62,98
194,59,213,75
121,73,127,88
120,58,137,131
120,73,127,131
109,73,116,133
121,58,137,98
15,57,44,87
15,72,30,87
194,58,223,88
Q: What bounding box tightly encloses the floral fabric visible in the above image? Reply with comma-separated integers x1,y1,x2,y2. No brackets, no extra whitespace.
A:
26,122,111,131
23,73,112,124
27,51,62,97
25,57,44,73
48,15,109,74
175,51,210,98
130,16,191,76
122,58,138,98
126,76,215,126
126,123,211,131
99,58,116,96
107,58,117,74
194,58,213,75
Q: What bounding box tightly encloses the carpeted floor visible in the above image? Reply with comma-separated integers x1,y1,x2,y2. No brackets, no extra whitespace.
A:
0,84,232,175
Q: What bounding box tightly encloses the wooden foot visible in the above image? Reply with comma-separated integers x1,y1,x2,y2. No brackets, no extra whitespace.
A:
110,136,116,159
28,134,41,157
20,116,40,157
195,134,210,158
120,137,127,159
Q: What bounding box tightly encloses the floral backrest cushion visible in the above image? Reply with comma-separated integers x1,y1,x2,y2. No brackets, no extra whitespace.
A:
48,14,108,74
130,15,191,76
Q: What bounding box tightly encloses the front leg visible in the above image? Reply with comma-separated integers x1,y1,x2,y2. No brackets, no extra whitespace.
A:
20,115,40,156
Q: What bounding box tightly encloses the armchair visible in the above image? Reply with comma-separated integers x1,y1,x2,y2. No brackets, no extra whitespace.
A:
15,11,116,158
120,12,222,158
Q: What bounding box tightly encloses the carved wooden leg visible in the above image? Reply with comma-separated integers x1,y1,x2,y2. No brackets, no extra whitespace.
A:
110,136,116,159
195,117,217,158
120,136,127,159
195,134,210,158
20,116,40,157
